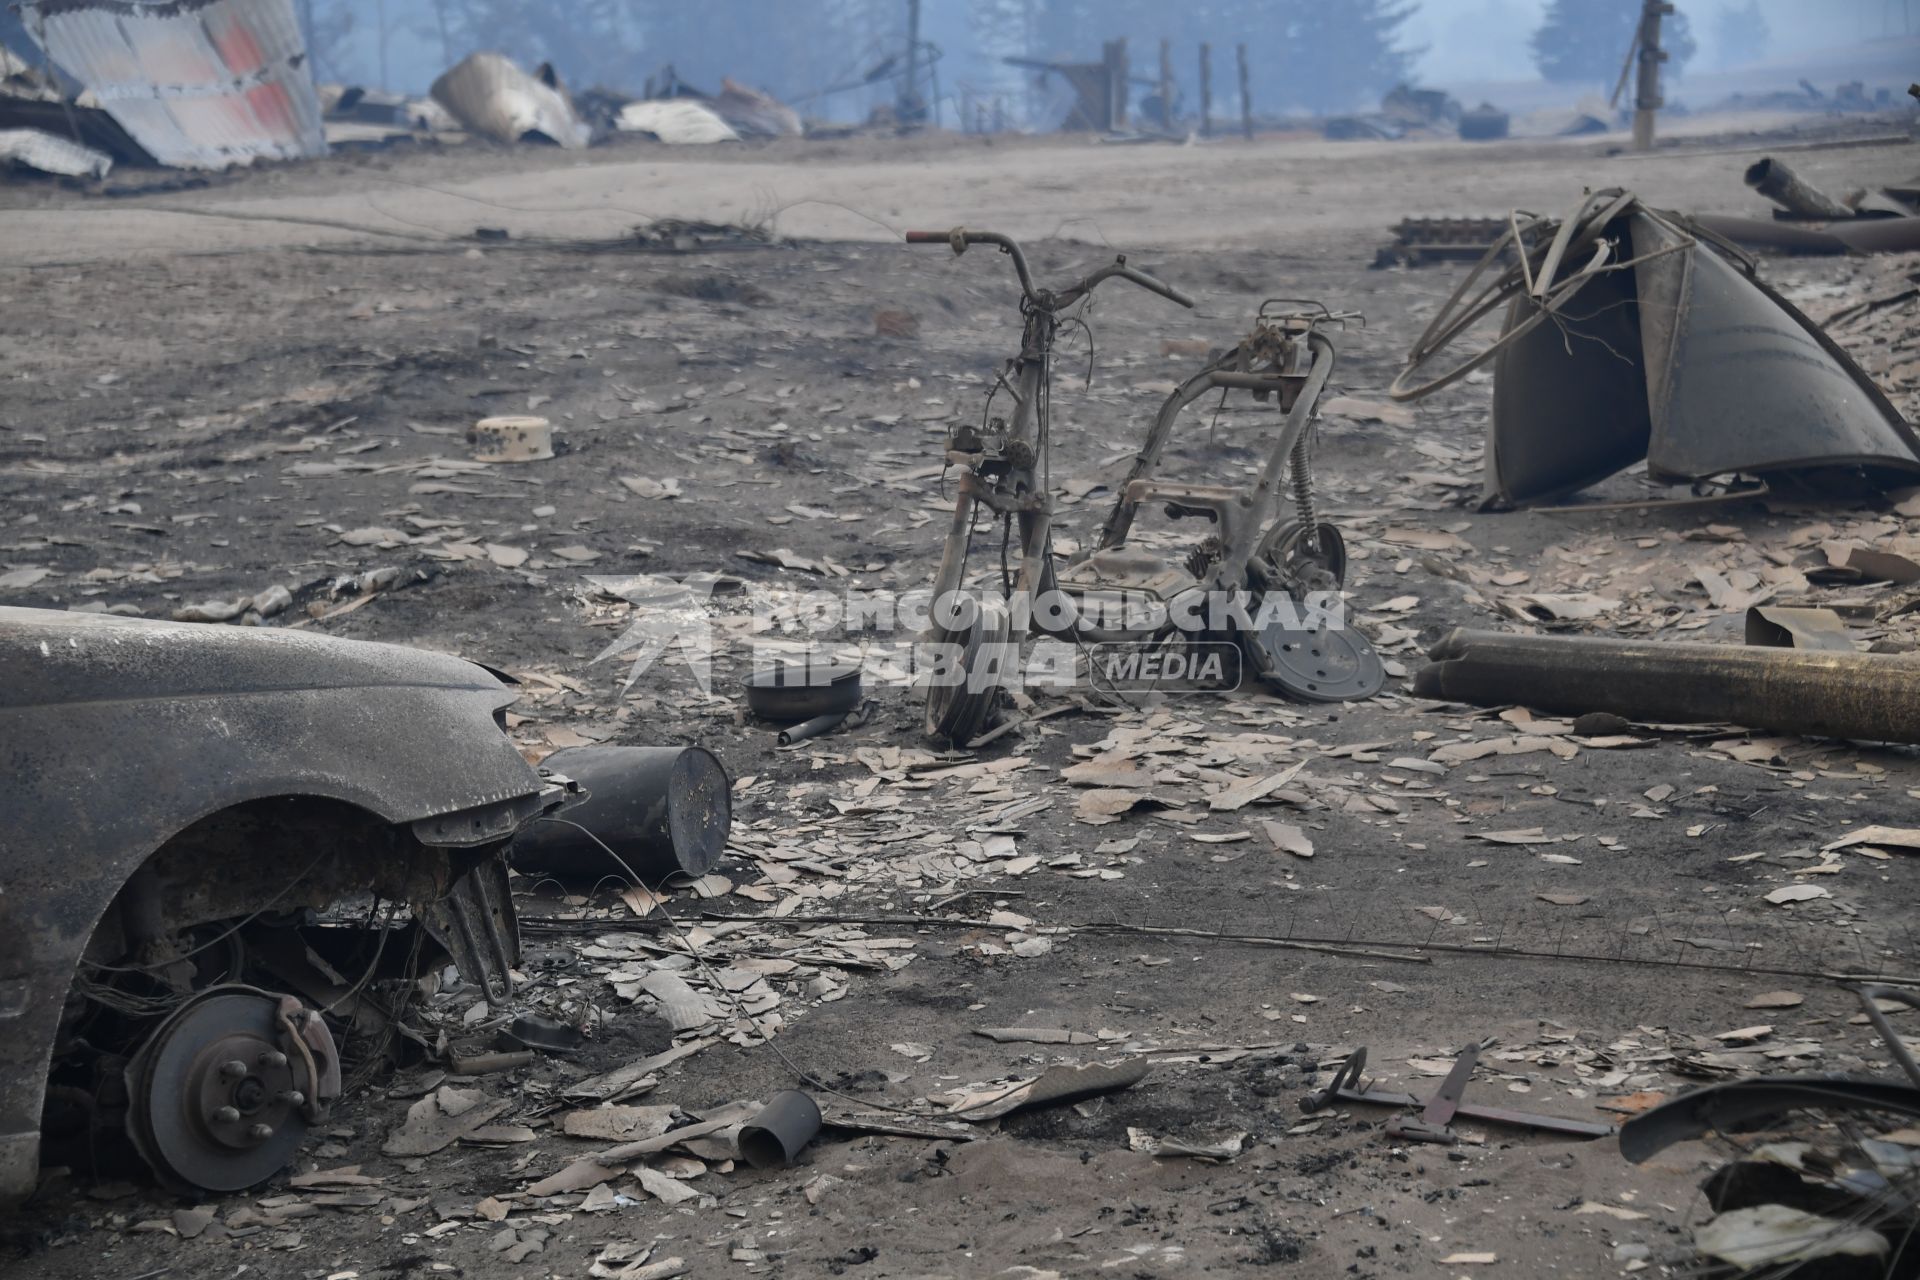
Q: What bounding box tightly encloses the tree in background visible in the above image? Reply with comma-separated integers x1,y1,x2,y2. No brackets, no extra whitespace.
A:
436,0,649,88
1278,0,1417,112
1020,0,1418,118
1531,0,1697,85
1712,0,1768,67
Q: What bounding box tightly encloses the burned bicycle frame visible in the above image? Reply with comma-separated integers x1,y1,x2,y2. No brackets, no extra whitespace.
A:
906,229,1382,742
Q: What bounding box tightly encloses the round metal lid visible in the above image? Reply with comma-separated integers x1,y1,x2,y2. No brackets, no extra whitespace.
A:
1258,621,1385,703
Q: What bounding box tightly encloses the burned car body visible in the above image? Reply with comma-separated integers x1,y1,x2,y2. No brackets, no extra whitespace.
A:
0,607,564,1200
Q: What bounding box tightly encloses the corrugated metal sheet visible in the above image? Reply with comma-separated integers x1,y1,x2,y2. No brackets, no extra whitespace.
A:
0,126,112,177
20,0,325,169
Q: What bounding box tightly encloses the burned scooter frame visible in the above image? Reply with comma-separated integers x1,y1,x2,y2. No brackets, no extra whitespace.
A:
907,227,1194,742
907,226,1380,741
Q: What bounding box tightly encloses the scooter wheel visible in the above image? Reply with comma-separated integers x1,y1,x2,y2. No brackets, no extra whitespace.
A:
923,596,1012,743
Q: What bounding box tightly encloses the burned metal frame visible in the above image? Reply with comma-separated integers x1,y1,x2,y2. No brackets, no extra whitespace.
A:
0,607,572,1200
1390,188,1920,507
1301,1045,1616,1141
905,227,1193,740
906,230,1382,737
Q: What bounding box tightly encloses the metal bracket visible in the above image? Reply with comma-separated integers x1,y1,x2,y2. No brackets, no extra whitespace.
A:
1300,1043,1615,1142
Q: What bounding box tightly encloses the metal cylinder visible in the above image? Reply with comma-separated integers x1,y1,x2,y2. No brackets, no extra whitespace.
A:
1688,214,1849,256
1744,157,1854,220
1416,629,1920,744
777,710,849,747
1831,215,1920,255
509,746,730,884
737,1090,822,1168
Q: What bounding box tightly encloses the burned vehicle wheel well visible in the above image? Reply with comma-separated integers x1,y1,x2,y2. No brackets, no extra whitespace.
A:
76,794,498,977
37,794,525,1193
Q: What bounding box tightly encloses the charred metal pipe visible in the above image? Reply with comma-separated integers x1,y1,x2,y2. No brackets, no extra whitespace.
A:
1416,629,1920,745
1831,215,1920,255
737,1090,822,1168
777,710,849,747
1686,213,1850,256
1744,157,1855,220
509,746,731,884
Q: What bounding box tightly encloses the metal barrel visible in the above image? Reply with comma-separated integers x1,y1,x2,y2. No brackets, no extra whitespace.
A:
737,1090,822,1168
509,746,731,884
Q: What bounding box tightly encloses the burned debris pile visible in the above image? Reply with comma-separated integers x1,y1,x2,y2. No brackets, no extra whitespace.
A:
7,11,1920,1274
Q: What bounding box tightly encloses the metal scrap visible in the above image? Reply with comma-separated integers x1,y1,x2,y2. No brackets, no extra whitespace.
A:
1417,628,1920,746
19,0,325,169
0,125,109,177
1300,1045,1614,1141
1746,156,1856,220
1390,189,1920,506
430,52,591,150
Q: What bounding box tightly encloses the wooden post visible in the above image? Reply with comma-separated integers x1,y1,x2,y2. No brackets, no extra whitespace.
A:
1158,37,1173,130
1236,41,1252,140
1199,43,1212,137
902,0,924,125
1631,0,1673,151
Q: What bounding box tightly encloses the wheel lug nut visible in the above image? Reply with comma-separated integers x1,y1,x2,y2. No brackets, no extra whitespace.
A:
258,1050,288,1068
213,1105,241,1124
280,1090,305,1107
247,1123,274,1141
219,1059,249,1080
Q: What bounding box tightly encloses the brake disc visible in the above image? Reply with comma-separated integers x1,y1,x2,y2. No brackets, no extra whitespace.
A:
124,986,336,1193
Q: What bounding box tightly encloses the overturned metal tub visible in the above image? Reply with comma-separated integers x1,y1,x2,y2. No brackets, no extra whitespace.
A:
509,745,730,884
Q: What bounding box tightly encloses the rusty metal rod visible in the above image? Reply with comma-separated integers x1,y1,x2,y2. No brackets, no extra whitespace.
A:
1745,156,1854,220
1417,628,1920,744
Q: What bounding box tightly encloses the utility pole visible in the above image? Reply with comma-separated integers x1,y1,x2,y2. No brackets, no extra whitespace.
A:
1198,42,1212,138
1158,37,1172,130
1236,42,1252,140
376,0,389,91
1631,0,1673,152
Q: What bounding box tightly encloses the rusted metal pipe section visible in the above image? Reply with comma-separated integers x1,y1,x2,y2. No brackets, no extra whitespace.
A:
1416,628,1920,745
1744,157,1854,220
509,746,731,883
1830,215,1920,255
1686,213,1850,256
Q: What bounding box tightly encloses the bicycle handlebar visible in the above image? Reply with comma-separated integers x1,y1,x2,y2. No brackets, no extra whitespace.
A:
904,228,1194,311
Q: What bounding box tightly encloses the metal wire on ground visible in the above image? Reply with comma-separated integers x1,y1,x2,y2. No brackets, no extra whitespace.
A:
536,816,983,1120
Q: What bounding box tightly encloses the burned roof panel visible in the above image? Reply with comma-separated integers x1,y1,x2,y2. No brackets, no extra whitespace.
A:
18,0,325,169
